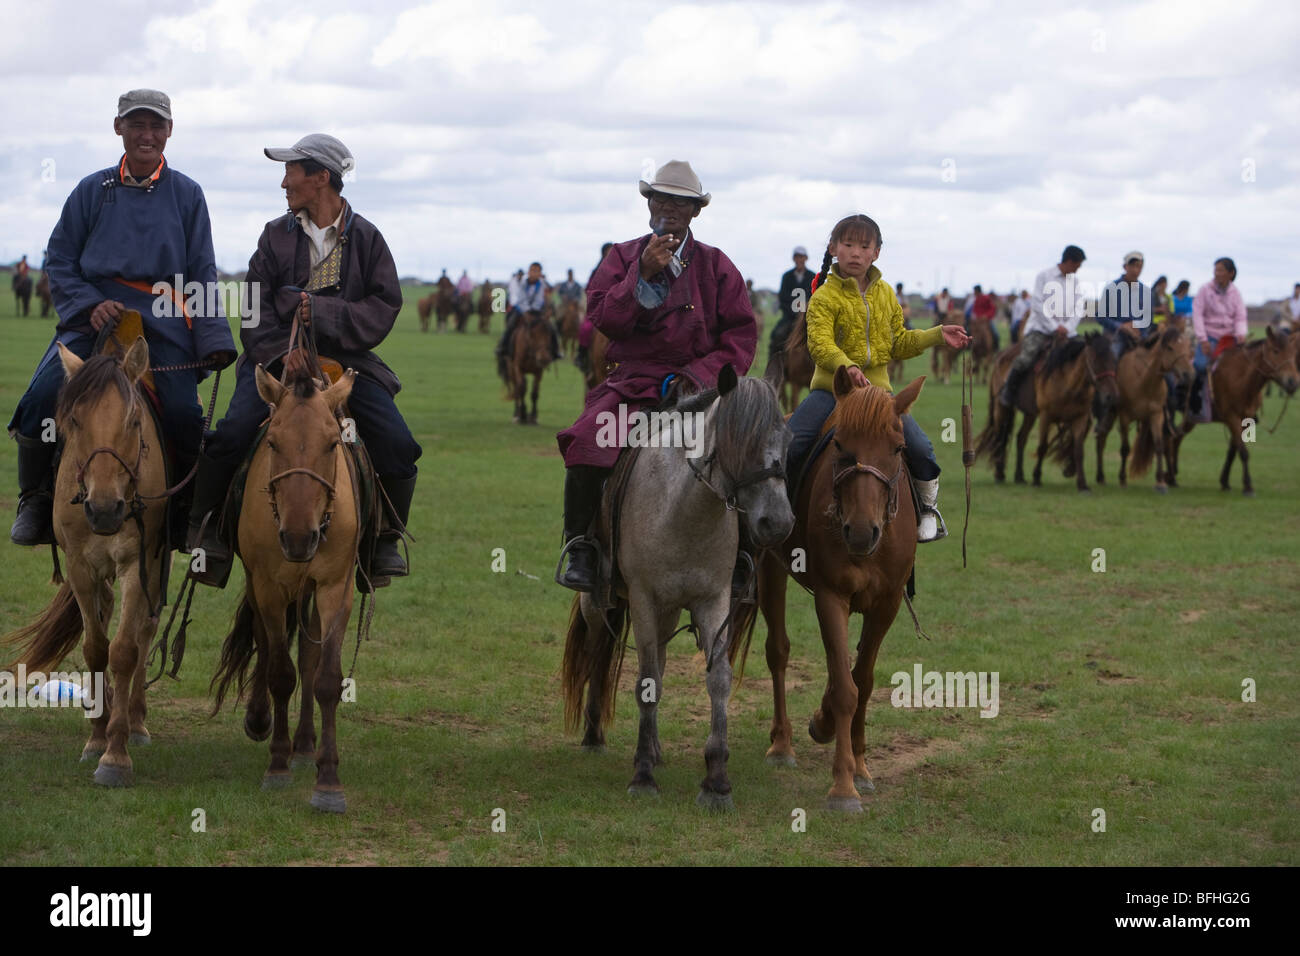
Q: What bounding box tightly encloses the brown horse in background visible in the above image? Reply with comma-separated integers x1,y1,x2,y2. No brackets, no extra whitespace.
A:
3,338,166,787
559,299,581,358
211,363,360,812
1169,328,1300,495
930,316,956,385
585,328,610,393
435,276,455,332
778,315,814,413
969,317,995,383
36,273,52,317
1095,327,1193,492
12,271,33,316
978,333,1119,491
453,290,472,333
745,369,925,812
507,311,553,423
477,280,494,333
417,293,435,333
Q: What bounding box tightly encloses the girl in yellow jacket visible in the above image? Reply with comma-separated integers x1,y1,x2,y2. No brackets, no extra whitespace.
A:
788,214,970,541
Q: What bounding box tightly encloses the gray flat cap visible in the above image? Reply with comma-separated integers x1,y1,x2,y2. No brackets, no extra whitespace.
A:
117,89,171,121
264,134,355,177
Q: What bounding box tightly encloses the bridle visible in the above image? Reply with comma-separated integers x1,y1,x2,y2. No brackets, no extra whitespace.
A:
688,451,785,512
1084,349,1117,389
69,391,146,508
831,453,903,525
266,452,340,533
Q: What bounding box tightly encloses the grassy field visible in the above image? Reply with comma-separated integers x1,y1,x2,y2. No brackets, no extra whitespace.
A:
0,287,1296,866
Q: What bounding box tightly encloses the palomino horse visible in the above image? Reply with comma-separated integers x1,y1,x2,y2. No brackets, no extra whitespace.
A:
3,338,167,786
36,273,52,317
1095,327,1193,492
559,299,581,358
211,363,360,813
435,277,455,332
746,369,924,812
779,315,814,413
12,271,33,316
1169,329,1300,495
417,293,435,333
561,365,794,808
477,281,494,333
507,311,553,423
977,333,1119,490
968,317,995,383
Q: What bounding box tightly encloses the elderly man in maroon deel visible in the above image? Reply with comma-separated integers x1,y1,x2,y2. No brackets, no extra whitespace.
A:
555,161,756,592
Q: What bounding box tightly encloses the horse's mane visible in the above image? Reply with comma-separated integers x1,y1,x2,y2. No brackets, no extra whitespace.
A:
827,383,901,439
711,377,786,480
55,354,132,425
1041,333,1102,377
285,366,322,399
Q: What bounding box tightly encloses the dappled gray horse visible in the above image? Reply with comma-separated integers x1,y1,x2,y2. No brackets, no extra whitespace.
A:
562,364,794,809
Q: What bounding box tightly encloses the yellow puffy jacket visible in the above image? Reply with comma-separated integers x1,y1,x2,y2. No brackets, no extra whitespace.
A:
806,264,943,392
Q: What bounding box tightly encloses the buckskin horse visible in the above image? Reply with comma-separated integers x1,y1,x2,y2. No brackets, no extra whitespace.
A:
1168,328,1300,495
978,332,1119,491
742,369,925,812
1094,326,1193,492
506,309,553,423
561,365,793,808
3,337,168,787
210,361,361,813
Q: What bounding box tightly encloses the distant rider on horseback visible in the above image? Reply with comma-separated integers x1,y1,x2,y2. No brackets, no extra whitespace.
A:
998,245,1088,407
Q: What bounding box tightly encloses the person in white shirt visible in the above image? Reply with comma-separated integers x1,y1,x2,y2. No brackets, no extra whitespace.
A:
1287,283,1300,324
1010,289,1030,343
998,245,1087,407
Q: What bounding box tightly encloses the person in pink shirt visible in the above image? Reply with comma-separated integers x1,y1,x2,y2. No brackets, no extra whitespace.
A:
1189,256,1247,417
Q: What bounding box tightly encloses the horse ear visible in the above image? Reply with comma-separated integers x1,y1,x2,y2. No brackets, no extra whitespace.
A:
324,368,356,412
1142,331,1161,349
255,364,284,409
58,342,84,380
762,351,784,392
122,336,149,384
832,365,854,398
893,376,925,416
717,363,738,396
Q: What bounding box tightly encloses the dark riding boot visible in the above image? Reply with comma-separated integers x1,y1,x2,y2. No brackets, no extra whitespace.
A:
371,472,416,587
168,450,196,552
998,366,1025,408
550,326,562,362
10,435,55,546
185,451,239,588
556,465,604,593
496,314,518,380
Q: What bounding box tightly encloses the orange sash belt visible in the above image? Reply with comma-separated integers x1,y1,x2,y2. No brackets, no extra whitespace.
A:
113,278,192,330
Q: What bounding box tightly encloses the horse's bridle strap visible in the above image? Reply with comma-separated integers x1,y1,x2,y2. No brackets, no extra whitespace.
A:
832,459,902,522
267,467,337,499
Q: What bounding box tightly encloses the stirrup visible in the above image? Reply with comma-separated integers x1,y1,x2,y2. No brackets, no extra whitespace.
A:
731,550,756,605
554,534,599,590
917,506,948,543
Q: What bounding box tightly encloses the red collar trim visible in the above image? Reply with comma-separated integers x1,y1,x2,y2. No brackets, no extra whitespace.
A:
119,154,165,185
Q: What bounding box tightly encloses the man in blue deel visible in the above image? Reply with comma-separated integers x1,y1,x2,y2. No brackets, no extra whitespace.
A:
7,89,236,548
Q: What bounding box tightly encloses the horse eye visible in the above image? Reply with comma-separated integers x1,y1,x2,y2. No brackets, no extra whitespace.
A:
832,439,842,451
267,440,278,453
895,444,906,455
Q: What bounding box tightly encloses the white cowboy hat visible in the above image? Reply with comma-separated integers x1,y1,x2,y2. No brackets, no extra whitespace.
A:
638,160,711,206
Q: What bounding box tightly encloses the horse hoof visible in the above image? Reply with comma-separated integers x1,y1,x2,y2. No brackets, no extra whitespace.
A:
854,774,876,793
825,795,864,813
310,789,347,814
128,732,151,747
291,753,315,770
765,752,797,768
93,764,134,788
262,771,293,790
244,712,271,742
808,715,834,745
1078,487,1092,495
581,743,607,755
80,747,105,764
697,789,735,811
627,780,660,797
1243,489,1255,498
1154,485,1168,495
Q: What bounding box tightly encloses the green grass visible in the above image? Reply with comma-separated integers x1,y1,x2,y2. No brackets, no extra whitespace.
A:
0,291,1295,865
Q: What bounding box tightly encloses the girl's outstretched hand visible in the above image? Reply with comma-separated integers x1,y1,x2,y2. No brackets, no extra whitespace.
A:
942,325,971,349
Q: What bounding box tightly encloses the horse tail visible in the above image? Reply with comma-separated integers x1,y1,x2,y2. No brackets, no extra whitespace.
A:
2,582,84,673
1046,423,1076,466
974,386,1009,463
560,594,626,734
1130,421,1155,477
210,593,256,715
727,599,759,683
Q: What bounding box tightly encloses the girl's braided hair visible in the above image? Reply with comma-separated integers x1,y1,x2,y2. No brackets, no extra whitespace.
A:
813,214,883,292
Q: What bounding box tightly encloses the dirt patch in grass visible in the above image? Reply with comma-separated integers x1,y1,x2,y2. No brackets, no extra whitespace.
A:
867,733,962,782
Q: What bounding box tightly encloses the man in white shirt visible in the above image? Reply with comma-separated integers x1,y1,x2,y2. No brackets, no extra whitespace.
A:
998,245,1087,407
1010,289,1030,342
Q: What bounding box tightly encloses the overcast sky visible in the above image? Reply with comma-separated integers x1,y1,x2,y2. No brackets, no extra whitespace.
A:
2,0,1296,303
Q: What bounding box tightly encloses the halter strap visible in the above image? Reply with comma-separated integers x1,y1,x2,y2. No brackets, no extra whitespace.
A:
831,458,902,523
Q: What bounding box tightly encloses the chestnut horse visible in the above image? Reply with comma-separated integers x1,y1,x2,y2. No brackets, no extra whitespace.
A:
211,364,360,813
417,293,435,333
477,280,494,333
12,271,32,316
507,310,553,423
1095,327,1193,492
3,338,166,786
435,277,455,332
1169,328,1300,495
745,369,924,812
779,315,814,413
36,272,52,317
977,333,1119,491
559,299,581,358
